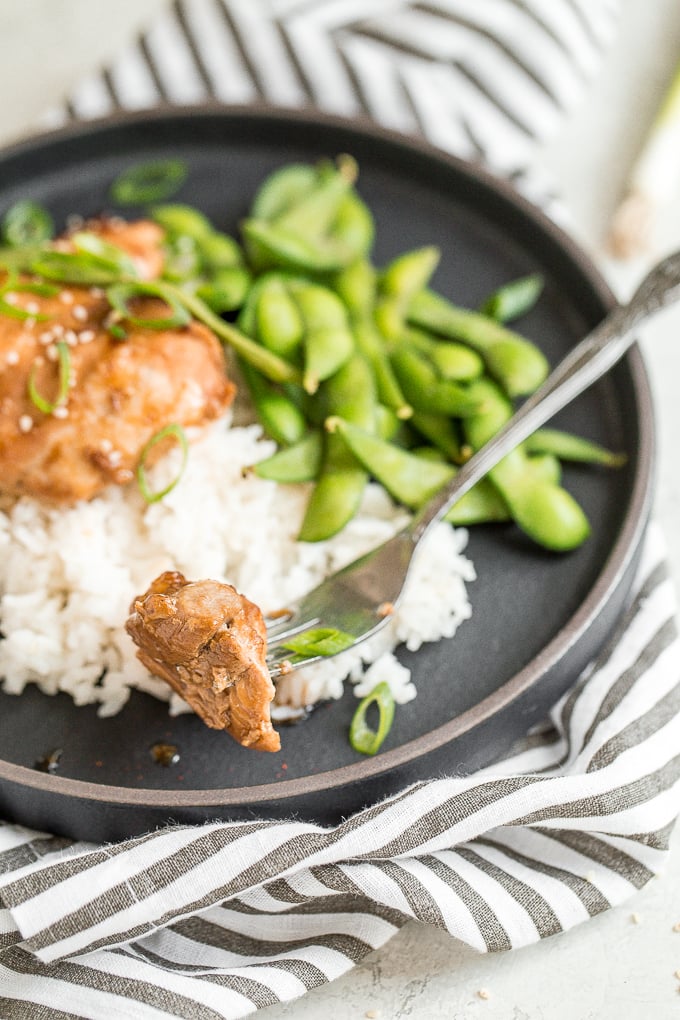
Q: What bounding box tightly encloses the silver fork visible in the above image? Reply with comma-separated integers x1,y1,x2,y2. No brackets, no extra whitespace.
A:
266,250,680,677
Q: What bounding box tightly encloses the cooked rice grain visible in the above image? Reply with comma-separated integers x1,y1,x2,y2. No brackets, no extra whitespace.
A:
0,421,475,717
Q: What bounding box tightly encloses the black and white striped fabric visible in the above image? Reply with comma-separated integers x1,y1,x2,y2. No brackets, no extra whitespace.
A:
41,0,621,209
5,2,680,1018
0,527,677,1018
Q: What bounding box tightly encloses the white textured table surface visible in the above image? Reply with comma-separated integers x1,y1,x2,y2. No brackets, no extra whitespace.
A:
1,2,680,1018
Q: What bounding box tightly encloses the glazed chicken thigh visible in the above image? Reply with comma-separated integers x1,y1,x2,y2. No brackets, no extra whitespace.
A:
0,219,235,503
126,571,280,752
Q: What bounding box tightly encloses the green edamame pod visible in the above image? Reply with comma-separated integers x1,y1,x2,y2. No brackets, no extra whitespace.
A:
400,326,484,381
410,410,470,464
274,155,357,236
444,478,510,525
292,281,354,393
333,258,377,318
375,403,401,441
332,192,375,259
199,232,244,269
523,428,627,467
463,378,590,551
151,203,213,240
298,354,376,541
255,278,305,358
526,452,562,485
375,246,440,341
328,417,454,509
353,318,412,418
480,273,543,323
251,431,323,483
251,164,318,221
241,220,358,274
238,359,306,447
390,347,484,417
196,266,251,313
408,288,549,397
445,454,561,526
243,157,361,273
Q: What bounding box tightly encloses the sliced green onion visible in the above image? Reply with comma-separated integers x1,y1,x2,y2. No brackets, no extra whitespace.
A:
480,273,544,323
107,281,191,329
31,250,129,286
27,341,71,414
108,322,128,341
71,231,139,278
136,423,189,503
282,627,355,657
349,682,395,756
111,160,188,206
0,243,47,272
2,200,54,246
0,280,58,321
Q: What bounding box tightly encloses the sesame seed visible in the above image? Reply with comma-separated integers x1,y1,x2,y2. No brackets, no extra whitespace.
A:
39,330,54,345
25,301,40,315
6,350,19,365
477,989,490,1001
3,291,17,305
673,923,680,933
63,330,78,346
108,450,122,466
59,290,74,305
100,438,113,453
46,345,59,362
79,329,95,343
18,414,33,433
365,1011,380,1019
674,969,680,980
630,913,641,924
52,406,68,419
73,305,88,321
584,871,596,884
89,287,104,298
51,323,64,337
24,317,36,329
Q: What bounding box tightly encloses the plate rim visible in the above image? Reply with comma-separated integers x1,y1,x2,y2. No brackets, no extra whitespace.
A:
0,103,655,809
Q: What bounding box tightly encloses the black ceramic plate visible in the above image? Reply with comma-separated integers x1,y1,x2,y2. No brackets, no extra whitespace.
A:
0,108,654,841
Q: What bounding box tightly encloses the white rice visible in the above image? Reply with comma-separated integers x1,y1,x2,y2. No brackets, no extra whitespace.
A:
0,419,475,718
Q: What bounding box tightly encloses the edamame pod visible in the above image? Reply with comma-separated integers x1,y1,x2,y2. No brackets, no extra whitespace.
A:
408,288,549,397
298,354,376,541
196,266,251,313
524,428,627,467
251,431,323,483
410,410,471,463
480,273,543,323
463,378,590,551
375,246,440,340
400,326,484,381
328,417,454,509
238,359,307,447
390,347,484,417
445,453,561,526
251,164,318,221
255,278,304,358
292,281,354,393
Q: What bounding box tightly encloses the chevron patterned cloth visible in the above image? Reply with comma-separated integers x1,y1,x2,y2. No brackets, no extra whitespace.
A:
3,3,680,1020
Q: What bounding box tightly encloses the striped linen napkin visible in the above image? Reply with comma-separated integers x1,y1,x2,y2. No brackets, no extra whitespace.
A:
2,2,680,1018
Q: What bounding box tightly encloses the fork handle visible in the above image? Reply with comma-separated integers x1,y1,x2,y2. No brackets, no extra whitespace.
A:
410,250,680,543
